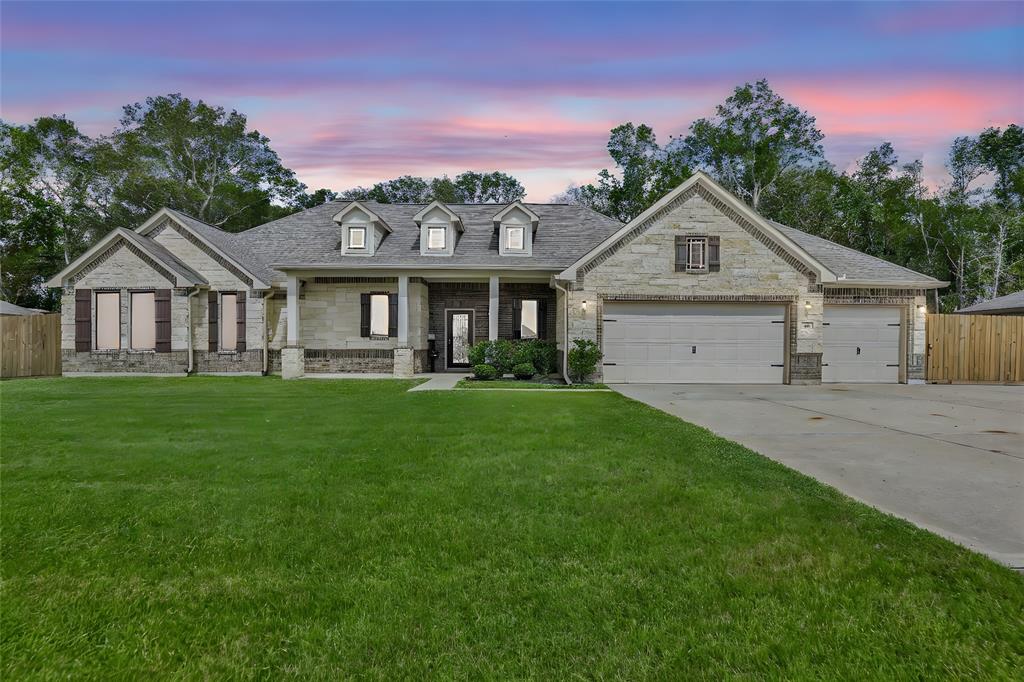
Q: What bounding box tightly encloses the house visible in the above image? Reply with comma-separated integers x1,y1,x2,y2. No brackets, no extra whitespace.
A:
956,291,1024,316
0,301,48,316
45,172,946,383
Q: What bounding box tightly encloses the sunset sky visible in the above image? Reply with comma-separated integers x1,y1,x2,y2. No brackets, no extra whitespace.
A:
2,1,1021,200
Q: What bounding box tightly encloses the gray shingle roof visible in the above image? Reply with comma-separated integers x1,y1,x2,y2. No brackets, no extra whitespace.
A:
957,290,1024,314
770,221,944,286
234,201,624,275
119,228,208,286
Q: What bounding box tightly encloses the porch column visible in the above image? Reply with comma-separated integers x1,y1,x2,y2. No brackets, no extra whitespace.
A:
488,275,499,341
397,275,409,344
282,274,304,379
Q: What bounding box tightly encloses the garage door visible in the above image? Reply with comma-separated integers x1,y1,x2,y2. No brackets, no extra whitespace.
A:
822,305,900,383
602,302,786,383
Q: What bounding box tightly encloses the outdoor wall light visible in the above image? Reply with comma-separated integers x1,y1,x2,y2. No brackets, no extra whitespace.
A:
918,305,927,313
804,301,812,310
582,300,588,312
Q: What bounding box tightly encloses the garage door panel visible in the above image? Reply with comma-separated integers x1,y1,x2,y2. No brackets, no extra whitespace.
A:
602,303,784,384
822,305,900,383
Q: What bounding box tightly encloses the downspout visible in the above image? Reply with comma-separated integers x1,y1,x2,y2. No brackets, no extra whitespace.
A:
552,278,572,385
186,287,200,374
261,292,269,376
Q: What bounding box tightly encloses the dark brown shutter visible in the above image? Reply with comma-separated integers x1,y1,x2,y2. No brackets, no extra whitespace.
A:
512,299,522,339
75,289,92,351
154,289,171,352
360,293,370,337
388,293,398,338
208,291,218,352
708,236,721,272
235,291,246,352
537,299,548,339
675,236,687,272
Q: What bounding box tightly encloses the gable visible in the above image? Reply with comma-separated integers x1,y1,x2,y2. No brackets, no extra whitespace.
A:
580,191,812,295
72,238,176,289
150,219,253,288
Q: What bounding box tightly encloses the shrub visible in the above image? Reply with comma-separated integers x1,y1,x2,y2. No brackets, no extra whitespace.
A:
514,339,558,375
468,341,490,367
512,363,535,380
473,363,498,380
487,339,516,375
568,339,602,383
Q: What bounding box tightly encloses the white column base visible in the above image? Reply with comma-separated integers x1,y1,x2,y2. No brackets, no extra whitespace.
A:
393,347,415,378
281,346,305,379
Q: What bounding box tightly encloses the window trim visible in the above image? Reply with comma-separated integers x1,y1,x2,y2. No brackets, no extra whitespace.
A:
426,225,447,251
348,225,367,249
220,292,238,352
95,290,121,351
129,290,156,351
505,225,526,251
369,292,390,337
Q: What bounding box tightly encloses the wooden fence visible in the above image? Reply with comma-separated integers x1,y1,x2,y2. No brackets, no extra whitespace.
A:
1,314,62,379
926,313,1023,384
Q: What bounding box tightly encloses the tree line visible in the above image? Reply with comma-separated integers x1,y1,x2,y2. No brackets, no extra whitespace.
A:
556,81,1022,312
2,83,1020,312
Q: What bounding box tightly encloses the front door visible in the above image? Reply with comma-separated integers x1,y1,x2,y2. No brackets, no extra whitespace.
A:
446,310,474,369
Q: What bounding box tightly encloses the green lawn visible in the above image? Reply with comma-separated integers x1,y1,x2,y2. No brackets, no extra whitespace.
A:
2,377,1021,678
456,378,608,389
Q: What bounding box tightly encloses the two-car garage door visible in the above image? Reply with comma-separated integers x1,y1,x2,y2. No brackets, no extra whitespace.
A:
602,302,786,383
601,301,903,384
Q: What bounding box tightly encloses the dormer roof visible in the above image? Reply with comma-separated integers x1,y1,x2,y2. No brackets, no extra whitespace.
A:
332,200,393,233
413,200,464,231
492,201,540,232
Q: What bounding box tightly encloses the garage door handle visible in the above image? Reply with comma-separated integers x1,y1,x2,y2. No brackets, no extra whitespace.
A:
603,362,617,366
886,363,899,367
770,363,784,367
856,346,861,355
822,363,829,367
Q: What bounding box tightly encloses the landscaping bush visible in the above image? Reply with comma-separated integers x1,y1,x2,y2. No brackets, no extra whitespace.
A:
513,339,559,375
512,363,535,380
488,339,516,375
468,341,490,367
469,338,558,376
473,363,498,380
568,339,602,383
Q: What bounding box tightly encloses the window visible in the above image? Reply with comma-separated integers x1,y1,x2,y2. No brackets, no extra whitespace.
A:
95,292,120,350
520,299,539,339
686,237,706,271
506,226,525,250
221,293,237,351
427,226,446,250
130,292,155,350
349,226,366,249
370,293,389,336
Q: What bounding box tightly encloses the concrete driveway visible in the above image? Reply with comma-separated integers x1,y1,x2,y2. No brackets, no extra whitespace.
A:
611,383,1024,568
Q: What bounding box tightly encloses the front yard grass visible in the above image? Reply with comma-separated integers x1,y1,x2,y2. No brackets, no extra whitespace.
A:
2,377,1021,678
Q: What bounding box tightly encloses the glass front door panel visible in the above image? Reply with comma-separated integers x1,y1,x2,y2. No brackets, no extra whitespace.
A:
451,313,470,365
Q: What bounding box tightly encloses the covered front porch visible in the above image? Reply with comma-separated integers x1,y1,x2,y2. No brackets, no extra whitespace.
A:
270,270,561,378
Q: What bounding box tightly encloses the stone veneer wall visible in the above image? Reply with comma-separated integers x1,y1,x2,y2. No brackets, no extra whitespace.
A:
568,192,819,383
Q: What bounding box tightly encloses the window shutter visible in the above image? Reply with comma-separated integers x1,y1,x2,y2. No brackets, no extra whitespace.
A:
154,289,172,352
208,291,218,352
675,236,687,272
512,299,522,339
708,236,721,272
388,293,398,338
537,299,548,339
360,293,371,337
75,289,92,351
235,291,247,352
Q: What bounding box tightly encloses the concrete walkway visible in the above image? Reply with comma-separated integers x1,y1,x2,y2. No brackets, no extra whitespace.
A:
408,373,468,391
611,383,1024,568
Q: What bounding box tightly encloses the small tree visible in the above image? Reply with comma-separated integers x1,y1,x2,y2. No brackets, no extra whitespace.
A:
567,339,602,383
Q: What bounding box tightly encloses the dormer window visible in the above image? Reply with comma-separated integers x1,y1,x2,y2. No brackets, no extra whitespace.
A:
348,226,366,249
427,226,446,251
506,226,525,251
494,201,540,257
414,201,463,256
333,201,392,256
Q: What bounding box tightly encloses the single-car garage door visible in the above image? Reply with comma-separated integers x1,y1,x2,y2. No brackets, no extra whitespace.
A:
602,302,786,383
822,305,901,383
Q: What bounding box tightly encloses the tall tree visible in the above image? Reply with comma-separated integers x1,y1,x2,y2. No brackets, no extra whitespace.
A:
340,171,527,204
105,94,305,231
680,79,826,211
